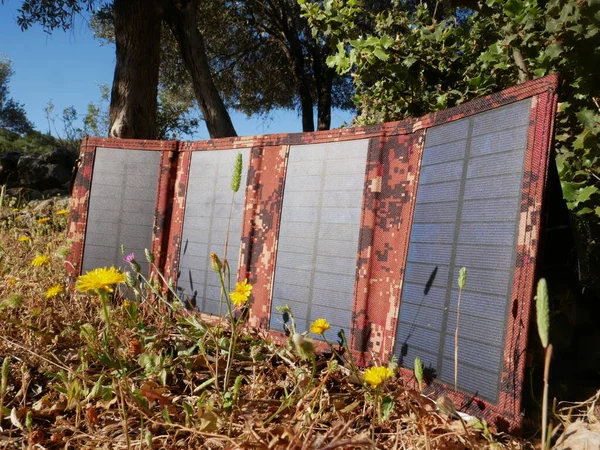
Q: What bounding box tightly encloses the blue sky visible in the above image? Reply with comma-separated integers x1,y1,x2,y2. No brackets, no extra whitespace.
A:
0,1,353,140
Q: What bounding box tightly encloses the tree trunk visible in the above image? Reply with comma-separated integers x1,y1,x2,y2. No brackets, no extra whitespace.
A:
313,50,333,131
163,0,237,138
109,0,162,139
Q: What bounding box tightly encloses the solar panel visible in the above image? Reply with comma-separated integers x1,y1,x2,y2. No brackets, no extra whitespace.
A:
270,140,369,335
81,147,161,275
176,148,250,313
395,99,532,403
68,75,558,429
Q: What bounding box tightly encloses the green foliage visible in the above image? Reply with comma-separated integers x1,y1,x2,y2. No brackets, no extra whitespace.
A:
304,0,600,276
0,56,33,135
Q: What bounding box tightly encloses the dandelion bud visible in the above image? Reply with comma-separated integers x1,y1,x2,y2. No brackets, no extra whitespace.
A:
293,332,315,361
436,395,458,417
231,152,243,193
210,253,223,272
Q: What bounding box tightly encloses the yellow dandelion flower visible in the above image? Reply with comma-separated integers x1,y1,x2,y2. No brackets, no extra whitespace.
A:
122,299,130,308
229,279,252,307
46,284,64,298
310,318,330,335
31,254,51,267
364,366,393,389
76,266,126,293
18,236,31,242
15,215,21,221
12,208,19,212
7,276,17,286
37,217,50,224
55,209,69,216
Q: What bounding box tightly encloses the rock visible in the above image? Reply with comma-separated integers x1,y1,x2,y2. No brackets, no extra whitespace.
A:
0,148,78,191
45,163,72,187
0,151,22,185
554,420,600,450
0,151,22,171
17,154,47,189
39,148,77,167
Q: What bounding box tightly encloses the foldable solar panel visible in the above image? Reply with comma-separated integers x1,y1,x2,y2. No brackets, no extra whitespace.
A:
68,75,558,429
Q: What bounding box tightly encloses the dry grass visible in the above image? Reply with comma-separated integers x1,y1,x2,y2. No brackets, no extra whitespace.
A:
0,195,559,449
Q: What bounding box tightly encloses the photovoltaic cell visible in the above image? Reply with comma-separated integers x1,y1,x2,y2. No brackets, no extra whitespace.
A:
176,148,250,314
270,140,369,335
395,98,532,403
82,148,161,275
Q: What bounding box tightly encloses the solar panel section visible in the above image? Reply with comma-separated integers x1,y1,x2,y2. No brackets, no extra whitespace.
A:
177,148,250,314
81,148,161,275
270,140,369,335
395,99,532,402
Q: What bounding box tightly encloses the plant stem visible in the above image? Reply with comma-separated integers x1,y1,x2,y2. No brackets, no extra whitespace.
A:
541,344,553,450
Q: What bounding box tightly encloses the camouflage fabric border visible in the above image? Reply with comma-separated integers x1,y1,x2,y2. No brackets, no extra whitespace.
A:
151,150,179,281
163,150,192,288
238,145,290,328
352,131,425,366
66,139,97,280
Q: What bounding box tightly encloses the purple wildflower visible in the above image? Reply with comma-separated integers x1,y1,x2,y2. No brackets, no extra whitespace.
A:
123,253,135,263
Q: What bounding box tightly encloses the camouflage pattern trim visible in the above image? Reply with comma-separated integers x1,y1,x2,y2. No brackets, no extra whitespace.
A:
238,145,290,328
352,131,425,366
66,138,97,280
163,150,192,286
150,149,179,283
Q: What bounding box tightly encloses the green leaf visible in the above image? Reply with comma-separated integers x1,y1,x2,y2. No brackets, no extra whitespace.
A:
382,395,395,421
469,75,482,88
379,34,394,49
373,47,389,61
573,130,594,150
327,46,351,73
544,43,563,59
576,185,598,204
403,56,417,68
576,109,599,130
560,182,578,202
503,0,524,17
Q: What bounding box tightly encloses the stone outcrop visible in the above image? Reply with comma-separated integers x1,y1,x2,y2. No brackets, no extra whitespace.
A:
0,148,77,197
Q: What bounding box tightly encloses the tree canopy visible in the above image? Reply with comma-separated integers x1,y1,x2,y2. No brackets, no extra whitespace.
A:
0,56,33,135
304,0,600,277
